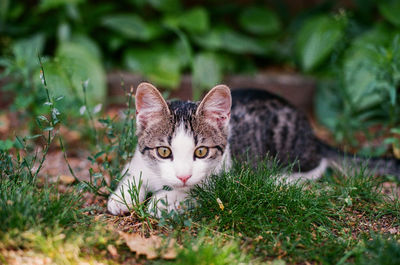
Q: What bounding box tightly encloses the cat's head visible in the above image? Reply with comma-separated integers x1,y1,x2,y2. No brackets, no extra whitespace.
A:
135,82,231,189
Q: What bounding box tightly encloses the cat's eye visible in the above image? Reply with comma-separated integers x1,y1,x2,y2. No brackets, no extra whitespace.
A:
194,146,209,158
157,147,172,159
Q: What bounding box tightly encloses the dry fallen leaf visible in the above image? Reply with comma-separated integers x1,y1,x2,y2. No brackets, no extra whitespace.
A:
120,232,177,260
0,113,10,134
216,198,224,211
59,175,76,185
107,244,118,258
59,125,81,143
393,144,400,159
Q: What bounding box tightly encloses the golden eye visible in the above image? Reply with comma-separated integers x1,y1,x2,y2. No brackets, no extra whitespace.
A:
157,147,172,158
194,146,209,158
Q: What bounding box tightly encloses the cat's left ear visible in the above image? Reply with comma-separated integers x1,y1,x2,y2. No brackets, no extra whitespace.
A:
196,84,231,129
135,82,170,130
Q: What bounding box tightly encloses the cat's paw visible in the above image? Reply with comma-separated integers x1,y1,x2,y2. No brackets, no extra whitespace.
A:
107,196,130,216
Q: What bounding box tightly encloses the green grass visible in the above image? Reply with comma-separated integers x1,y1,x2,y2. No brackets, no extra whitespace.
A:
353,235,400,265
152,232,260,265
0,156,86,236
188,162,400,264
0,150,120,264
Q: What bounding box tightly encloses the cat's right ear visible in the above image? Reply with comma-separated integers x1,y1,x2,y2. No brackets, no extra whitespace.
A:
135,82,170,130
196,84,231,129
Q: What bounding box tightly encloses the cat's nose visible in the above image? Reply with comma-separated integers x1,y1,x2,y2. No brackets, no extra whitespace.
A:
177,175,191,184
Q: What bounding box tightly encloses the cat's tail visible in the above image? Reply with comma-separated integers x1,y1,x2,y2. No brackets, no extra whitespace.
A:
318,140,400,179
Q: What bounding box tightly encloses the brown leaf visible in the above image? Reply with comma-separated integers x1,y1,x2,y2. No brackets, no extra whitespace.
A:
0,113,10,134
59,126,81,143
393,144,400,159
107,244,119,258
120,232,177,260
59,175,76,185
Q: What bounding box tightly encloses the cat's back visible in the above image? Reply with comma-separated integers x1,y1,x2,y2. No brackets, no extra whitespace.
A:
230,89,322,171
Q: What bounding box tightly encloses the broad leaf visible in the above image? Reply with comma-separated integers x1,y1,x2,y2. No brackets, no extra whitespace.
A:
295,15,345,71
0,0,9,21
37,60,74,111
124,46,182,88
148,0,181,13
178,7,209,34
54,42,106,107
39,0,84,11
239,6,281,35
314,81,342,131
379,0,400,27
102,14,163,41
192,53,222,99
13,34,45,72
342,27,394,111
70,35,102,59
193,27,266,54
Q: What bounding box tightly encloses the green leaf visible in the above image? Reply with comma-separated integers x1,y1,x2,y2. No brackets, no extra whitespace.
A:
57,22,71,43
239,6,281,35
295,15,345,71
124,46,181,88
36,42,106,111
37,115,49,122
0,139,14,151
314,82,342,131
56,42,106,106
342,28,389,111
13,34,45,72
391,128,400,135
0,0,9,21
147,56,181,89
193,27,267,54
39,0,84,12
379,0,400,27
172,32,192,67
70,35,102,59
25,134,42,140
94,151,105,159
102,14,163,41
148,0,181,13
192,53,223,99
14,94,34,110
177,7,209,34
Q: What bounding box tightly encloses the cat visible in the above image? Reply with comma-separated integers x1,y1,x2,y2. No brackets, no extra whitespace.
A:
107,82,400,216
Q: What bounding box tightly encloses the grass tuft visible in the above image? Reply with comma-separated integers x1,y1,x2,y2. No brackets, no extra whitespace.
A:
189,161,400,263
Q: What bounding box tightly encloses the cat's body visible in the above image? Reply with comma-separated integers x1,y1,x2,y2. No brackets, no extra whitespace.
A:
107,83,400,216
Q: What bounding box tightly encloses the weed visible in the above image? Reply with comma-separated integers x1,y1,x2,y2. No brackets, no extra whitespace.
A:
77,83,137,196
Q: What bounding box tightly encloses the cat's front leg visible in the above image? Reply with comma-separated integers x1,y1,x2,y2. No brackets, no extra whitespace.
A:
148,189,190,217
107,165,147,215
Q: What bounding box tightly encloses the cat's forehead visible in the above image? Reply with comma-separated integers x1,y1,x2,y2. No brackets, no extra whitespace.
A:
167,100,198,121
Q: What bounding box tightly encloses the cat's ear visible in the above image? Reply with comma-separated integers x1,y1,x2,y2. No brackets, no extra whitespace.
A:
135,82,170,129
196,85,231,128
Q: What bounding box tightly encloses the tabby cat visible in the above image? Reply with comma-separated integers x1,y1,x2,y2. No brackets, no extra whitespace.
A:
107,82,400,216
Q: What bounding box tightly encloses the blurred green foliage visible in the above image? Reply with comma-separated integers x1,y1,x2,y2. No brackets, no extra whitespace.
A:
1,0,400,149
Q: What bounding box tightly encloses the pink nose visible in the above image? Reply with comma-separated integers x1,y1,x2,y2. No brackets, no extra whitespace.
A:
177,175,191,184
